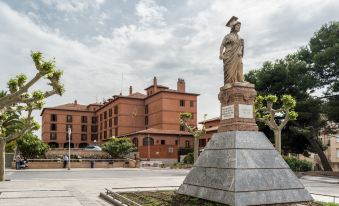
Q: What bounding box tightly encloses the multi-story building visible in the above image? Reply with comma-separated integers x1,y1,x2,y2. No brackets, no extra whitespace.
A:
319,123,339,171
41,77,198,163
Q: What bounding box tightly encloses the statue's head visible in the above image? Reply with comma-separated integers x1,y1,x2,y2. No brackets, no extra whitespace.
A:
226,16,241,33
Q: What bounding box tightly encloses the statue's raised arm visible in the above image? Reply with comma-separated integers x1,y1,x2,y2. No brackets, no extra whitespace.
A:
219,16,244,85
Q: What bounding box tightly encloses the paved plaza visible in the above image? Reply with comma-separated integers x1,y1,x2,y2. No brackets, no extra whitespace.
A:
0,168,338,205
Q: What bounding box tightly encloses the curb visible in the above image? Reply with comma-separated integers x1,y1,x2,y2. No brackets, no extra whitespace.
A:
99,192,128,206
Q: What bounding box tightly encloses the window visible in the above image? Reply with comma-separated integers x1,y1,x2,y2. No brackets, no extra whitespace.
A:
51,114,57,122
81,134,87,141
115,128,118,136
143,137,154,146
336,135,339,143
91,134,98,141
100,123,102,130
100,114,103,121
175,140,178,145
104,111,107,119
145,116,148,125
132,138,138,147
109,129,112,137
66,124,72,132
109,109,112,117
81,125,87,132
114,117,118,125
190,101,194,107
104,131,107,139
100,132,102,140
50,124,57,131
92,116,97,124
145,105,148,114
180,125,185,131
50,133,57,140
104,121,107,129
66,115,72,122
161,140,165,145
199,139,207,147
180,100,185,107
185,140,190,148
91,126,97,133
114,105,118,114
168,147,174,153
109,119,112,127
81,116,87,123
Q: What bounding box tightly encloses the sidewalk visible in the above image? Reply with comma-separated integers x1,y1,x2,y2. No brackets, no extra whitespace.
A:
301,175,339,184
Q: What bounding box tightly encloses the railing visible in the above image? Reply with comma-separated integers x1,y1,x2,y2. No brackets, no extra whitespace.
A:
310,192,339,203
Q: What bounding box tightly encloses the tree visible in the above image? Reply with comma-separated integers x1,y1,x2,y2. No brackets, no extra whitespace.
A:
180,113,206,163
254,95,298,154
0,51,64,181
16,133,49,159
102,138,136,158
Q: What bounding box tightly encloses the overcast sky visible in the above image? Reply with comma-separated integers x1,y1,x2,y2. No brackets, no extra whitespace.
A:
0,0,338,133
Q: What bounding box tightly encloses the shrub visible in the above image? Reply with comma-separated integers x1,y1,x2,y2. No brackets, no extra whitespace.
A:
102,138,136,158
284,156,312,172
16,133,49,159
183,153,194,164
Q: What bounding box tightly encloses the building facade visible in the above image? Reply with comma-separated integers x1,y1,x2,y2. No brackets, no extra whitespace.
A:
41,77,198,162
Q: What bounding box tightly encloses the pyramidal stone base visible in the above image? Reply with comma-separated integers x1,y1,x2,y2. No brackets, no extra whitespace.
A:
177,131,313,206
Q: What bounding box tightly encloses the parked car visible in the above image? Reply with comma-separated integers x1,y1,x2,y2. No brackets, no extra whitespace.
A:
83,145,102,151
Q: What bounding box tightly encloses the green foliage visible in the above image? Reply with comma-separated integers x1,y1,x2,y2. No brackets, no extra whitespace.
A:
281,95,296,109
16,133,49,159
102,138,136,158
183,153,194,164
283,156,312,172
264,94,278,103
5,141,16,153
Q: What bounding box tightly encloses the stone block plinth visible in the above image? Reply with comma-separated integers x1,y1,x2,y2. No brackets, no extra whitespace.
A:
218,82,258,132
177,131,313,206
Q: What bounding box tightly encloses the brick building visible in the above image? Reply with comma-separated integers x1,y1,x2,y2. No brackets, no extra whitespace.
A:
41,77,198,163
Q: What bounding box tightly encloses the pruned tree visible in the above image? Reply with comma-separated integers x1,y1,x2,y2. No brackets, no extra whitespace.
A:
180,112,206,163
0,51,64,181
102,138,136,158
254,94,298,154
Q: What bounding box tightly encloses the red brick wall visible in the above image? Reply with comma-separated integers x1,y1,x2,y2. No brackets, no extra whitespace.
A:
138,145,178,159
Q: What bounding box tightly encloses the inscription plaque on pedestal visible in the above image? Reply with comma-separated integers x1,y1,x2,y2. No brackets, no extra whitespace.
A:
239,104,253,118
221,105,234,120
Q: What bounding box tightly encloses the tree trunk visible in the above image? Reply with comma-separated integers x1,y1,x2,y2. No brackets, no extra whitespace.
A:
274,130,282,154
0,139,6,181
307,137,333,171
194,137,199,163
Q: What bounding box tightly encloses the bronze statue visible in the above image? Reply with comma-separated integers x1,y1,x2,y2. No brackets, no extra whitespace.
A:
219,16,244,85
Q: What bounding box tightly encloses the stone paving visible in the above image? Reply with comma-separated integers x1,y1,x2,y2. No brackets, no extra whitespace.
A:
0,168,338,205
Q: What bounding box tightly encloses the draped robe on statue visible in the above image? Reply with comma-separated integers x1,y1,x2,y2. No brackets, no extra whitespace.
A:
221,32,244,84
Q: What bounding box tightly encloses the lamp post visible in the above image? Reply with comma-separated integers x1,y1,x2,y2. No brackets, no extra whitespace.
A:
67,127,71,170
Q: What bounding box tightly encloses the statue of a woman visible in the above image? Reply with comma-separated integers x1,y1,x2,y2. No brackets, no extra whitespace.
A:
219,16,244,85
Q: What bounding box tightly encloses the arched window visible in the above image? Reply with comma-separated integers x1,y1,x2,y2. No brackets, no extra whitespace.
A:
48,142,59,148
143,136,154,146
132,138,139,147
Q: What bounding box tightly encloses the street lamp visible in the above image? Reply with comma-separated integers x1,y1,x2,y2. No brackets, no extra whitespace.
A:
68,127,72,170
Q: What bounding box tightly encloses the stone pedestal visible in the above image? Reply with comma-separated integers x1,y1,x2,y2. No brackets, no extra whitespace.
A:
218,82,258,132
177,83,313,206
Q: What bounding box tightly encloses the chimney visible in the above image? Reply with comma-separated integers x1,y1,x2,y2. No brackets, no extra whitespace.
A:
74,100,78,105
177,78,185,92
129,86,133,95
153,76,158,93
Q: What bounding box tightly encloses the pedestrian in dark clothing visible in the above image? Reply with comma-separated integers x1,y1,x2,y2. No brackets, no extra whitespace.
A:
63,155,69,168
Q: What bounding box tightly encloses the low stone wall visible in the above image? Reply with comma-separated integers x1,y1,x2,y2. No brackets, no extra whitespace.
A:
12,159,138,169
46,149,110,159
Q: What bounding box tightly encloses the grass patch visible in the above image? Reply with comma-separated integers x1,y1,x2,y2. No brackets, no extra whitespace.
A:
118,190,226,206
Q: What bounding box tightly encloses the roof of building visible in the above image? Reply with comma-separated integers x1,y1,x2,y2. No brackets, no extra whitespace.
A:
144,84,169,90
199,117,220,124
120,128,193,137
40,102,95,116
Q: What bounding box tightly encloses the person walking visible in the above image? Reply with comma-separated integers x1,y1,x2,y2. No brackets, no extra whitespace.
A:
15,154,21,170
63,154,69,168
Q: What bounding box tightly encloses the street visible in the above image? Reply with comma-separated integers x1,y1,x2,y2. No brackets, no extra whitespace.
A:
0,168,338,205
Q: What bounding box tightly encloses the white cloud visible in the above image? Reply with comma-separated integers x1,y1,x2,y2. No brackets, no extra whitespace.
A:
1,0,339,131
135,0,167,26
40,0,105,13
